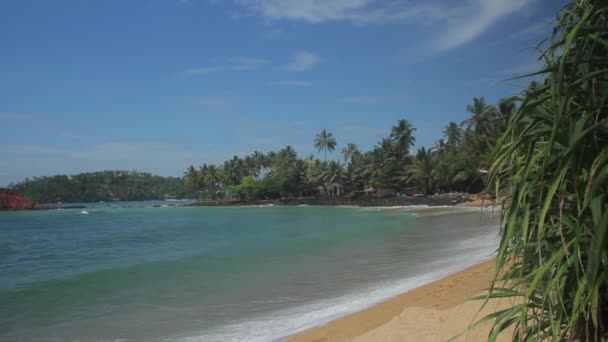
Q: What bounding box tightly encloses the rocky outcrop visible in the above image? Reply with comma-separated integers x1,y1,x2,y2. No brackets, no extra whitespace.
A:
0,188,37,210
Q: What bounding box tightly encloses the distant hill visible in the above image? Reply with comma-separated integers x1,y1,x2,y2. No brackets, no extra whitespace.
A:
13,170,193,203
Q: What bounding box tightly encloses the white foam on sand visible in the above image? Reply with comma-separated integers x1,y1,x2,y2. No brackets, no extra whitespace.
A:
174,228,499,342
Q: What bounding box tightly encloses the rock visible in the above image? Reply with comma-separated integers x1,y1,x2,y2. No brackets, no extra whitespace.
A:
0,188,35,210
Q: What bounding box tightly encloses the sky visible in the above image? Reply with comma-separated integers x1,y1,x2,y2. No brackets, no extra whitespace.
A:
0,0,567,186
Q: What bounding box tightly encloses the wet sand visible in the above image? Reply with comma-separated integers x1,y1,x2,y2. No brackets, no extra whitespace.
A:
286,259,515,342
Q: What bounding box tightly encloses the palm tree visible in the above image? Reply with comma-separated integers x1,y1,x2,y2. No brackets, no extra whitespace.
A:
265,151,277,172
341,143,359,163
314,129,337,161
496,98,517,126
303,155,322,189
462,97,500,155
223,156,245,186
244,155,260,178
320,161,347,196
184,165,199,190
362,139,399,188
433,139,447,156
390,119,416,157
443,121,463,146
204,165,220,186
406,148,437,194
377,138,396,157
524,80,543,95
462,97,495,136
277,145,298,167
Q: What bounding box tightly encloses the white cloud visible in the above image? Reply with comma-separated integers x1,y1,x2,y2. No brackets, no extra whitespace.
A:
285,51,319,71
235,0,538,53
235,0,447,24
270,80,314,87
431,0,535,53
236,0,371,23
183,57,270,76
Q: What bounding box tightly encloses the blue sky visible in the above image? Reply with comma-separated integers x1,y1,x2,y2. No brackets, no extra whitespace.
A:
1,0,566,185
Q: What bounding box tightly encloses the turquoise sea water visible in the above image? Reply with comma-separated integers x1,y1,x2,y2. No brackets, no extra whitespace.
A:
0,204,499,341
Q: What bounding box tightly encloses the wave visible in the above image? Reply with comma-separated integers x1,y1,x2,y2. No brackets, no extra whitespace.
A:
174,230,499,342
356,205,501,219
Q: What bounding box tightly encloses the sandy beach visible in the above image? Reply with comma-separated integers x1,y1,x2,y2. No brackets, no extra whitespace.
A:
455,198,496,207
287,259,515,342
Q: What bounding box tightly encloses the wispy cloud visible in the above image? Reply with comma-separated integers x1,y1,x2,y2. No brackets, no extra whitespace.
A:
509,18,554,39
269,80,314,87
235,0,538,53
430,0,536,53
233,0,444,24
183,67,218,75
460,78,503,87
285,51,319,71
497,56,544,76
267,28,286,39
463,53,545,87
0,112,33,121
0,141,231,185
183,57,270,76
236,0,372,23
0,145,67,156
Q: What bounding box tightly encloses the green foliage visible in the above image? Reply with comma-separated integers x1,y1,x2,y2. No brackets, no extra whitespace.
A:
14,171,192,203
478,1,608,340
19,100,508,203
184,104,508,200
342,143,360,163
314,129,337,161
228,176,260,200
444,121,463,146
390,119,416,157
406,147,438,194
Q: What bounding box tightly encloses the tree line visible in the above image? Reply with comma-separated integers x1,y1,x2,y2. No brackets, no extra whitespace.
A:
12,171,192,203
11,93,530,204
184,94,528,201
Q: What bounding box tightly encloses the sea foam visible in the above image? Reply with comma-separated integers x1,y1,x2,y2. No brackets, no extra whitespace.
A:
176,228,499,342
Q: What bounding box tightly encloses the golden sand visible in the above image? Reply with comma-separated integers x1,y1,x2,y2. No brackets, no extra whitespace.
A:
286,259,516,342
456,199,495,207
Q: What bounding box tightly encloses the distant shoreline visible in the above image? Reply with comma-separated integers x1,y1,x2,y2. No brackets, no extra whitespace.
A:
1,193,493,211
186,193,487,208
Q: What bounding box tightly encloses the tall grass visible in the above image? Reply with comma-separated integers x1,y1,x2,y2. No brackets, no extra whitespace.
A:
479,0,608,340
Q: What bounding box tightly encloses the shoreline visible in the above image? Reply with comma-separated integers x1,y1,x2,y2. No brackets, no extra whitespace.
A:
186,193,486,208
2,195,494,211
285,258,512,342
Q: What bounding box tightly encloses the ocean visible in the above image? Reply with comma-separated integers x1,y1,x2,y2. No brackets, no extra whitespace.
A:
0,204,499,341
